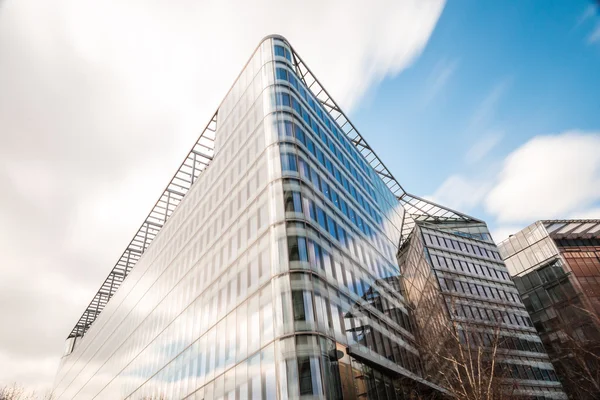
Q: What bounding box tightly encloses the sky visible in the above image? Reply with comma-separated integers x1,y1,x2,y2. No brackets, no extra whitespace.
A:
0,0,599,393
352,1,600,241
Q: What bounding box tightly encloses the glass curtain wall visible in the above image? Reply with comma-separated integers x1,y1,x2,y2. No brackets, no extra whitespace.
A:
53,38,281,400
499,220,600,399
399,221,566,399
53,36,441,400
272,38,442,399
54,35,568,400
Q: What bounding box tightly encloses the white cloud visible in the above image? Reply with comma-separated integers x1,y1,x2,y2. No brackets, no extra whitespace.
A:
0,353,58,395
429,174,492,211
589,23,600,44
577,4,600,44
422,58,460,104
0,0,446,391
568,207,600,220
466,130,504,164
468,79,511,130
486,132,600,223
577,4,597,27
429,131,600,244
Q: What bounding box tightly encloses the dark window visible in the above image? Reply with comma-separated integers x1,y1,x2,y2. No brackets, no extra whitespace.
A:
316,207,327,230
288,236,308,262
284,191,295,212
281,153,297,172
326,215,337,239
274,45,291,61
293,192,303,213
276,67,287,80
292,290,307,321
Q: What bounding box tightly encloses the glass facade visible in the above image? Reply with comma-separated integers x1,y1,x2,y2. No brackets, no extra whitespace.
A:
499,220,600,399
53,36,566,399
52,36,442,400
398,221,565,399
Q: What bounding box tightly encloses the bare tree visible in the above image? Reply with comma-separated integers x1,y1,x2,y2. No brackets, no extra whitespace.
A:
548,306,600,400
416,317,518,400
0,384,53,400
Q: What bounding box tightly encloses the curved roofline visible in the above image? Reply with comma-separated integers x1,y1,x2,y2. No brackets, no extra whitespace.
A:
259,33,290,44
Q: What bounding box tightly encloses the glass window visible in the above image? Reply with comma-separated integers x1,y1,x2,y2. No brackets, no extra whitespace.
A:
281,153,297,172
248,294,260,353
297,356,313,395
274,45,291,61
276,67,287,80
274,45,285,57
292,192,303,213
249,353,262,399
316,207,327,230
262,344,277,400
326,214,337,239
235,360,248,400
288,236,308,262
284,190,295,212
237,302,248,362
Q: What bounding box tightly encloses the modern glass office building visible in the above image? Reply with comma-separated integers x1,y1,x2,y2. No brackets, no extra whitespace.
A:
498,220,600,399
397,212,566,399
53,35,564,399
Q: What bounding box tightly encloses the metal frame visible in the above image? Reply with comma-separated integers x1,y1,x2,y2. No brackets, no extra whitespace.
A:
282,37,481,246
68,113,217,339
542,219,600,239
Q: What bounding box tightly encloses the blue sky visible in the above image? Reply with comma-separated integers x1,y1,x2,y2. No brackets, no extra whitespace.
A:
351,0,600,239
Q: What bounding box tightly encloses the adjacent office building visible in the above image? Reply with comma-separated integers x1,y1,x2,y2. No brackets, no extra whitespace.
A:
397,209,565,399
53,36,564,399
498,220,600,399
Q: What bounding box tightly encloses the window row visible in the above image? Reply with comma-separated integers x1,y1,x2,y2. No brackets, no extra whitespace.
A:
283,182,378,246
522,287,554,313
452,229,491,242
285,186,396,279
556,237,600,248
458,330,546,354
278,116,383,227
519,279,580,317
565,253,600,278
284,268,421,375
423,232,502,261
86,238,273,396
56,195,272,397
287,235,412,333
450,301,534,328
129,340,277,400
504,362,559,382
503,237,558,277
290,288,421,376
118,267,274,397
439,276,521,304
274,65,379,196
430,253,511,282
513,260,567,292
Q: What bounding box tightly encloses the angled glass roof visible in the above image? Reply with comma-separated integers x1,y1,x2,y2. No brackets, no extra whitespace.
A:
542,219,600,239
545,222,566,234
